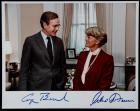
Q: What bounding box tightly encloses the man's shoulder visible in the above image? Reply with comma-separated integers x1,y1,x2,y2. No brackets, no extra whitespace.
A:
53,36,63,42
54,36,62,40
26,32,41,40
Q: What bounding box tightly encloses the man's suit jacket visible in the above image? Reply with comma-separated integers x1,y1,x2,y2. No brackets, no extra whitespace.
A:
73,49,114,91
18,32,67,91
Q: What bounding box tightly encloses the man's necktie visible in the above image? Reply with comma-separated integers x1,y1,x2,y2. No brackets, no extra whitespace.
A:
47,37,53,63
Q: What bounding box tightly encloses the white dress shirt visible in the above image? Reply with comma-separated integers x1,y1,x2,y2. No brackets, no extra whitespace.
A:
81,48,101,84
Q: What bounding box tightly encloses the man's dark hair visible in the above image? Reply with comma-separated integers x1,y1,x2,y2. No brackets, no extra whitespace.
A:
40,11,58,28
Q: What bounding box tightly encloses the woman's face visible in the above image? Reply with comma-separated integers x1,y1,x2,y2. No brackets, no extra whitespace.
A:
85,35,99,48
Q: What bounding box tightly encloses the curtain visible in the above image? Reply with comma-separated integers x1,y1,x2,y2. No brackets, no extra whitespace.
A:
69,3,97,54
96,3,107,51
96,3,128,88
62,3,73,51
96,3,107,32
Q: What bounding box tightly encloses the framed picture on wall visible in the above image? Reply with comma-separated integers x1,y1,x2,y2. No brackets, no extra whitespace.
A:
66,48,76,59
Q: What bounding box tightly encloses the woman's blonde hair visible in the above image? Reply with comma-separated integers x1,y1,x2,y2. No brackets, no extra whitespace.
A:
85,26,107,47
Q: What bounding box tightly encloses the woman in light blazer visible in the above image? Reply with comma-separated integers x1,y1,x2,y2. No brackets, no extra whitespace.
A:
73,27,114,91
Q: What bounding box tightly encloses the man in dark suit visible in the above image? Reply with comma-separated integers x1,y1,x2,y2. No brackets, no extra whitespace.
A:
18,11,67,91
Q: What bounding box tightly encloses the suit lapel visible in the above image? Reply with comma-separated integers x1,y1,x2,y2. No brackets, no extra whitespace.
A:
85,50,104,83
35,32,51,64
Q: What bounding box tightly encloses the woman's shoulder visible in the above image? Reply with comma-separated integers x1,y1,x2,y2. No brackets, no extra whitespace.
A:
101,49,113,59
77,51,89,59
79,50,89,55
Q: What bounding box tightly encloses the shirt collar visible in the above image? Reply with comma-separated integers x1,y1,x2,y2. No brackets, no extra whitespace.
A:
41,30,49,39
89,48,101,55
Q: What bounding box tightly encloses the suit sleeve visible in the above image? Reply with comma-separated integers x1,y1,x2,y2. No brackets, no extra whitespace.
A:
55,39,67,90
18,37,31,90
98,56,114,90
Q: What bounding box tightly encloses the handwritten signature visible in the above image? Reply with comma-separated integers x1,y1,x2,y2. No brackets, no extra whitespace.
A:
21,92,69,105
21,91,135,106
90,91,134,106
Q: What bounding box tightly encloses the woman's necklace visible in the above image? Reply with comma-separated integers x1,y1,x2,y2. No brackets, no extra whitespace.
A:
86,49,101,73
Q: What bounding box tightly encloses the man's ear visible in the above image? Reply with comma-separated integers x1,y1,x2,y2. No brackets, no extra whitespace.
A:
43,22,46,27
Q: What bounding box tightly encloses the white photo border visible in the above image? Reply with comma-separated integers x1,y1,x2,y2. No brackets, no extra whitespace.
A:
2,1,139,109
